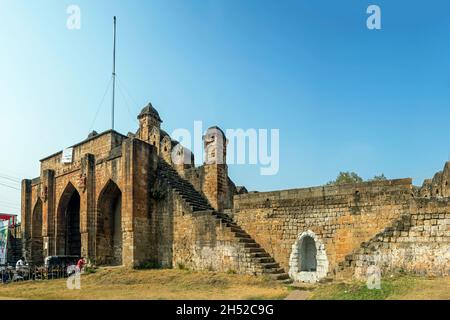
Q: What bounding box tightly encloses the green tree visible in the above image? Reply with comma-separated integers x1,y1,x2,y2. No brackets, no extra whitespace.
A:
327,172,363,185
370,173,387,181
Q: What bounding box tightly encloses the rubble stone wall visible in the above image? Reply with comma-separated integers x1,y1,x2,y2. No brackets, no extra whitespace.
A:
233,179,416,279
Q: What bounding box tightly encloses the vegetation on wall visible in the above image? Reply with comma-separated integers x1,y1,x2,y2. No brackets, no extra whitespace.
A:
327,172,387,185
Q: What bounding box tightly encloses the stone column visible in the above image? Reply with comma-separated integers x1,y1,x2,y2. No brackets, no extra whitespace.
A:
41,169,55,257
79,153,96,260
21,179,32,261
202,164,229,212
121,138,156,267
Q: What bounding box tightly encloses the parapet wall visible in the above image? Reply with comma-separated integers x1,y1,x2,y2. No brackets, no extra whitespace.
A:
233,179,415,278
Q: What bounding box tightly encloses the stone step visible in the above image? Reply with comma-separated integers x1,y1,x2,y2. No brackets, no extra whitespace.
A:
232,232,251,239
191,206,211,211
216,213,231,219
242,242,260,249
279,278,294,284
180,191,208,200
269,273,292,283
269,273,290,281
181,192,209,200
259,262,280,269
217,218,233,228
185,195,206,203
182,198,210,206
238,238,255,244
249,252,270,258
252,256,275,264
177,185,195,191
180,194,203,201
244,247,265,253
228,226,242,232
217,216,232,221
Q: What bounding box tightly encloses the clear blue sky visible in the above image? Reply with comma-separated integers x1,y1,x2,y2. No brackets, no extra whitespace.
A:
1,0,450,216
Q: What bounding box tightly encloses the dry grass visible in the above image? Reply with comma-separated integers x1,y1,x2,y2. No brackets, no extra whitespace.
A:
0,268,289,300
308,276,450,300
2,268,446,300
389,276,450,300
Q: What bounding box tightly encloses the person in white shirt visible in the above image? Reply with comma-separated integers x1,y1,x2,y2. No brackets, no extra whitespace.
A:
16,257,27,270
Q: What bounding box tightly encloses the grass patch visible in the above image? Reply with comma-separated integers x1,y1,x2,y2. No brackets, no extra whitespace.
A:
0,268,289,300
309,275,449,300
83,266,97,274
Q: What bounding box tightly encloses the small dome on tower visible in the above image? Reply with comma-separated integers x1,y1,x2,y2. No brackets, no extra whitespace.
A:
138,102,162,122
87,130,98,139
159,129,170,142
204,126,226,139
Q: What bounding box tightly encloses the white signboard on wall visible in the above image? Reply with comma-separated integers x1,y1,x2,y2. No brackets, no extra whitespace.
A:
61,147,74,164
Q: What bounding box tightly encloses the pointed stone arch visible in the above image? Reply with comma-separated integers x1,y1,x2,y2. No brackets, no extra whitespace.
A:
56,182,81,256
288,230,329,283
31,198,43,264
96,179,122,266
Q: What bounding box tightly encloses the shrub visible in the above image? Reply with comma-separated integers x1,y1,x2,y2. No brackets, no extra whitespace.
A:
177,263,187,270
135,261,162,270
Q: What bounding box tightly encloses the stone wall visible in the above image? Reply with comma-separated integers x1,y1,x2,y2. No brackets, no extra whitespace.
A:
183,164,235,212
21,131,158,267
157,187,275,275
419,162,450,198
233,179,416,280
20,102,448,282
338,198,450,279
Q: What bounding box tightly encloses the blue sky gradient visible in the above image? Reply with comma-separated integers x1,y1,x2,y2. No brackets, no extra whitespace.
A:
1,0,449,215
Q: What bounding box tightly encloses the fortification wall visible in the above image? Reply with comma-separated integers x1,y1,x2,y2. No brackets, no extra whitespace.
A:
22,134,158,267
233,179,415,279
183,165,235,211
339,198,450,279
158,189,274,274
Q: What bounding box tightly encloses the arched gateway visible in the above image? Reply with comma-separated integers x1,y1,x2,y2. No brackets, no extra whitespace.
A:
56,183,81,256
288,230,329,283
96,180,122,266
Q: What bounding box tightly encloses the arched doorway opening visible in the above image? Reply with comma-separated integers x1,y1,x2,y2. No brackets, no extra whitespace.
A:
31,198,43,264
97,180,122,265
288,230,329,283
300,236,317,272
56,183,81,256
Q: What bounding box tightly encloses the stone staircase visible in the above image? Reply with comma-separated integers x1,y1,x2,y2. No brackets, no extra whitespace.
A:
158,159,213,212
157,159,292,283
214,211,291,283
334,214,413,277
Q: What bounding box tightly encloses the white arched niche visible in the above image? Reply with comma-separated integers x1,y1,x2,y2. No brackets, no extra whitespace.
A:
288,230,329,283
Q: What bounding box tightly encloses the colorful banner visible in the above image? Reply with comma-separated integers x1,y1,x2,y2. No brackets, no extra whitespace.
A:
0,222,8,265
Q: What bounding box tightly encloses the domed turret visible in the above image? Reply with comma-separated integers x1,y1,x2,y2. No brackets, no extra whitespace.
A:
137,102,162,122
203,126,227,165
137,102,162,148
87,130,98,139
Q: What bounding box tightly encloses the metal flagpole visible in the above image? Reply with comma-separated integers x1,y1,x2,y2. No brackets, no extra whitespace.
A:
112,16,117,130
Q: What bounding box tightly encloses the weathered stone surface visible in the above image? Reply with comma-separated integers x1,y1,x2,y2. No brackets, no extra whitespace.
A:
20,103,449,283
